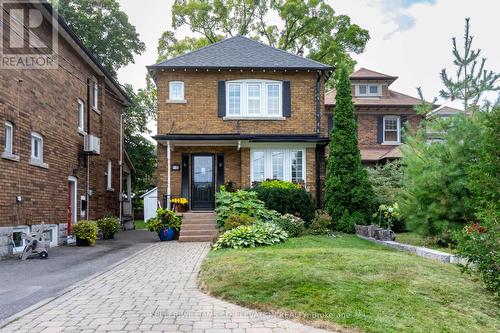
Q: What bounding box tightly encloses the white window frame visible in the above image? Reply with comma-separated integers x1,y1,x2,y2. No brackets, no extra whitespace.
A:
77,99,85,133
91,80,98,110
12,226,30,254
4,121,13,154
107,160,113,190
226,80,283,118
356,84,381,97
250,148,306,184
31,132,43,162
383,115,401,144
168,81,185,101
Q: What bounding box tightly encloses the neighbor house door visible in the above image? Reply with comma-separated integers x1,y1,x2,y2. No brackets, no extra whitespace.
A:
67,177,77,236
191,155,215,210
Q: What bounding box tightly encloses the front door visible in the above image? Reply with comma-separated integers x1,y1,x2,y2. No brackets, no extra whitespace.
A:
191,155,215,210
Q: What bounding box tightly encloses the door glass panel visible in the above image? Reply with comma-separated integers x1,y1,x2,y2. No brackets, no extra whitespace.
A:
271,151,284,180
193,156,213,183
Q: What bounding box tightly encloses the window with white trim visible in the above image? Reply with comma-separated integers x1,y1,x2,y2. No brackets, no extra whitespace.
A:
77,99,85,132
383,116,400,144
12,226,29,254
226,80,282,118
4,121,13,154
356,84,381,97
31,132,43,162
169,81,184,101
107,160,113,190
251,148,306,184
91,80,98,109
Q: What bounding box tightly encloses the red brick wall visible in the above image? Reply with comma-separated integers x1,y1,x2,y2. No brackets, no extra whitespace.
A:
0,5,125,229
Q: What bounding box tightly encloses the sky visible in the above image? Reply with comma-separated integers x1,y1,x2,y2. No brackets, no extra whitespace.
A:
116,0,500,137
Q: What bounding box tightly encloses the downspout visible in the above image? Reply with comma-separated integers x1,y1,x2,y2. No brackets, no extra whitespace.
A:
119,113,123,225
315,71,322,207
167,141,171,210
86,79,91,221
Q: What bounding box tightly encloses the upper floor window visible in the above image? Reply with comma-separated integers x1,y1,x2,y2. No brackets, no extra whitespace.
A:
4,121,13,154
91,80,98,109
383,116,400,144
77,99,85,132
169,81,185,101
226,80,282,118
356,84,381,97
31,132,43,162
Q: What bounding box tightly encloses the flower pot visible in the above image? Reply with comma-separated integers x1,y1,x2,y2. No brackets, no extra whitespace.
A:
76,238,90,246
158,227,175,241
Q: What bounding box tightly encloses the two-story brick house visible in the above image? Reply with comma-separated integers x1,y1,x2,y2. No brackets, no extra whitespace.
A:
0,2,133,257
325,68,423,164
148,36,332,214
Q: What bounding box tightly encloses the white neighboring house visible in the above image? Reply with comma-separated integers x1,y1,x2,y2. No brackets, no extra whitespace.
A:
141,187,158,222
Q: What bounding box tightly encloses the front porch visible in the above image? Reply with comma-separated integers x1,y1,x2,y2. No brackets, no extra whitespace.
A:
155,134,327,212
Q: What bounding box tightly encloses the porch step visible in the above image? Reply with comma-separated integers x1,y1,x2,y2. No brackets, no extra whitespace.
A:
179,211,218,242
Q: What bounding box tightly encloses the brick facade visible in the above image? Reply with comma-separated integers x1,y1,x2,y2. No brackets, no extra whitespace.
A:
0,3,128,257
154,69,328,208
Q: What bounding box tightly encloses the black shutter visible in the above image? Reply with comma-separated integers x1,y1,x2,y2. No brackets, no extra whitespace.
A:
181,155,189,199
327,113,334,135
377,115,384,144
216,154,224,190
282,81,291,117
217,81,226,117
400,115,408,143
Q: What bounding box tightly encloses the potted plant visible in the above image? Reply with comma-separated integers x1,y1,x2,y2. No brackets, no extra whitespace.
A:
97,216,120,239
72,220,98,246
147,208,182,241
171,197,189,212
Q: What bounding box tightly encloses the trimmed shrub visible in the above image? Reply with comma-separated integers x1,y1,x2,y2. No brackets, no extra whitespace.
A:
307,211,333,235
259,179,301,190
97,216,120,239
334,211,365,233
72,220,98,245
214,223,288,250
275,214,306,237
251,186,316,224
224,213,255,231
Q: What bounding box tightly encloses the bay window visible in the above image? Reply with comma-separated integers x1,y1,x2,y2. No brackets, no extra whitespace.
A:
226,80,282,118
251,148,306,184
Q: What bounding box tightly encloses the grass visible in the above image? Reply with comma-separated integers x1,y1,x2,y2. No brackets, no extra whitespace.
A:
134,220,147,230
199,235,499,333
396,232,456,253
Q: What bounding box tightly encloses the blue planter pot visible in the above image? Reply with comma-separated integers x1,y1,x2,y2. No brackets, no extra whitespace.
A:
158,227,175,241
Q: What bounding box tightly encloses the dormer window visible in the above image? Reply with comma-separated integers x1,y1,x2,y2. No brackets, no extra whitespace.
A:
356,84,381,97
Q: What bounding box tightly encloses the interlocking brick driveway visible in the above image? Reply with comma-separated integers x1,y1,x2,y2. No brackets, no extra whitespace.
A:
1,242,332,333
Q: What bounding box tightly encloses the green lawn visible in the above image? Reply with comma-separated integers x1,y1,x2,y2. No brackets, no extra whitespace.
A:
199,235,499,333
396,232,456,253
134,220,147,230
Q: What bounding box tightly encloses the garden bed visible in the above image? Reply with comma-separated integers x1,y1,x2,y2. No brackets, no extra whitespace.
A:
200,235,499,333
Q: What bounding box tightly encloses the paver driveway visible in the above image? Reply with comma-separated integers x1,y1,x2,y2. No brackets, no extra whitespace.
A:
1,242,333,333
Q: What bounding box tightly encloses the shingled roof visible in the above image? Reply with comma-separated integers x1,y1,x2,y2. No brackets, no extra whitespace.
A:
351,68,398,83
325,89,422,106
148,36,332,71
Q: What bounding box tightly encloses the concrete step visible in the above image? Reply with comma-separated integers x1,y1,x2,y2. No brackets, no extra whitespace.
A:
182,218,217,224
178,235,217,242
180,230,218,237
181,223,218,231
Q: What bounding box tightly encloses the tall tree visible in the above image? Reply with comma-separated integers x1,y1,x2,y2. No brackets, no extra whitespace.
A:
54,0,145,76
158,0,369,74
440,18,500,114
324,67,375,232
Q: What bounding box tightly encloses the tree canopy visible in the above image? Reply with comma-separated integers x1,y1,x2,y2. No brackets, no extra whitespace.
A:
54,0,145,76
157,0,370,73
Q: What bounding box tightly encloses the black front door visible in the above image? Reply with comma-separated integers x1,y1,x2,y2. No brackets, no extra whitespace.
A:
191,155,215,210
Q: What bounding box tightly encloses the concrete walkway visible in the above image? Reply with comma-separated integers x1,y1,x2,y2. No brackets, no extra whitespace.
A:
0,242,332,333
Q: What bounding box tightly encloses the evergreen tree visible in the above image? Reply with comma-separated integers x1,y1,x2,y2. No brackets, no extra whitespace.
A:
324,67,375,232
